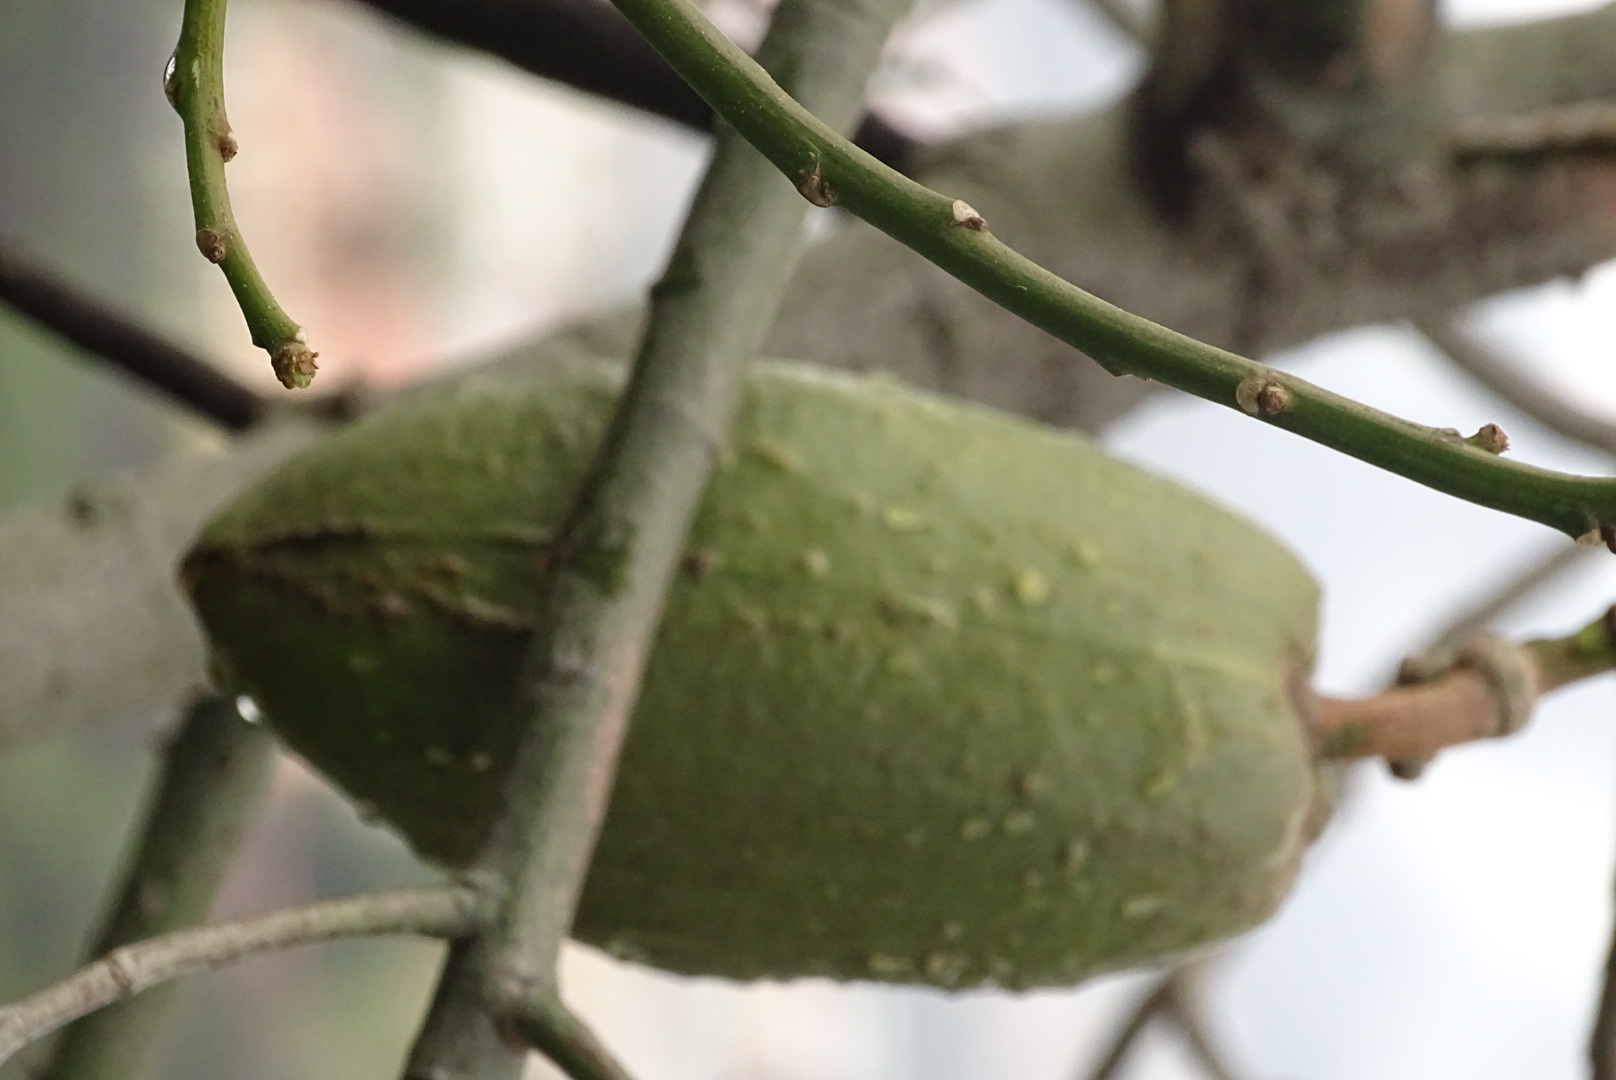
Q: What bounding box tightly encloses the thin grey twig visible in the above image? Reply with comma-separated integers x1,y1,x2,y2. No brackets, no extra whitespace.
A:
1420,542,1593,659
397,0,913,1074
1415,317,1616,456
0,240,268,431
1078,962,1238,1080
0,885,487,1070
1081,976,1174,1080
39,693,277,1080
508,994,639,1080
1592,919,1616,1079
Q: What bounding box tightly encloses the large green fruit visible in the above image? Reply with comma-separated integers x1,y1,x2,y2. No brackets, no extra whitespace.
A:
184,360,1326,990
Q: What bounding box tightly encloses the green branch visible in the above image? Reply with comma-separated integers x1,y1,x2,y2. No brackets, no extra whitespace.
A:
605,0,1616,543
167,0,317,389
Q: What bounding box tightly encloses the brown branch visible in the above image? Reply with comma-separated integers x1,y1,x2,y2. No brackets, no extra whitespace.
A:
0,240,268,431
352,0,918,173
1314,608,1616,762
0,886,487,1070
1453,101,1616,158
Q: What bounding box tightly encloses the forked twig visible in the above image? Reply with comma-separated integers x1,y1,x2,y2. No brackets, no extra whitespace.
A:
0,885,487,1069
1080,963,1237,1080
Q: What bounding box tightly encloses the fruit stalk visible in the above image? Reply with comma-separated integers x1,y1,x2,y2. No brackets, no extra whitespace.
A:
1314,607,1616,763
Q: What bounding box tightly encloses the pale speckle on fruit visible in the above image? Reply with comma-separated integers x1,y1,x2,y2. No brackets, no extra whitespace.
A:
1011,568,1049,606
800,548,830,576
1122,894,1166,919
882,506,925,531
925,951,967,984
469,751,493,773
1090,662,1117,685
424,746,451,768
868,953,908,977
959,818,992,842
1062,839,1090,875
885,650,922,676
1003,810,1036,835
942,921,964,941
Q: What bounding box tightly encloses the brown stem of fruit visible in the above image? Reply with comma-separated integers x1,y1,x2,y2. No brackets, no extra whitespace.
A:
1313,604,1616,763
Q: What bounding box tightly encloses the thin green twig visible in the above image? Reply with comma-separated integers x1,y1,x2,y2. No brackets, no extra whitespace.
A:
167,0,317,389
603,0,1616,543
39,693,276,1080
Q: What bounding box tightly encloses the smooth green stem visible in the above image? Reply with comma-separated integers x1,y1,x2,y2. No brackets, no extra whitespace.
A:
168,0,317,389
38,693,276,1080
605,0,1616,542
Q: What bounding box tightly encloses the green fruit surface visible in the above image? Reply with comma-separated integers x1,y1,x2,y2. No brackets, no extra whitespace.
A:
184,360,1325,990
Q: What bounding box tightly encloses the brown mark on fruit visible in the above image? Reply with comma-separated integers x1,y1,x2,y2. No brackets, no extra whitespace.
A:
217,129,238,161
681,548,723,579
797,167,835,208
195,228,228,263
